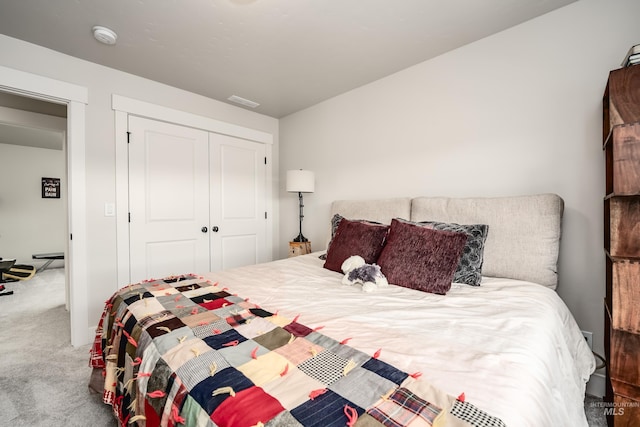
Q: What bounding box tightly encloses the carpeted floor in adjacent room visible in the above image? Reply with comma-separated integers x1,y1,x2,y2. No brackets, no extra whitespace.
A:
0,268,114,426
0,268,608,426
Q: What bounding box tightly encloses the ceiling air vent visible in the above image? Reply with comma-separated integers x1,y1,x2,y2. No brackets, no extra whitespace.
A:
227,95,260,108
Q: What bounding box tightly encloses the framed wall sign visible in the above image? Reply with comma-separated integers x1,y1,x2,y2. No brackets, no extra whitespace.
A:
42,177,61,199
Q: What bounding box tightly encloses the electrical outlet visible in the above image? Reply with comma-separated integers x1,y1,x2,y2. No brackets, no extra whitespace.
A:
582,330,593,350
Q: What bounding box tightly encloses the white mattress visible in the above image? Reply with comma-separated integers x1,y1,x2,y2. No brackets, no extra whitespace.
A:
204,253,595,427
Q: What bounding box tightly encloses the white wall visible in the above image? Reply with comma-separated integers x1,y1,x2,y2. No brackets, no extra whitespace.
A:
0,143,66,267
279,0,640,396
0,35,279,338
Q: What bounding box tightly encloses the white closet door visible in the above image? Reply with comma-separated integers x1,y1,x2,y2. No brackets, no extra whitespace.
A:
128,116,210,283
210,133,267,271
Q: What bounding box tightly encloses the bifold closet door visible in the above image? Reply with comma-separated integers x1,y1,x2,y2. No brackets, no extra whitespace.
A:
209,133,267,271
128,116,210,283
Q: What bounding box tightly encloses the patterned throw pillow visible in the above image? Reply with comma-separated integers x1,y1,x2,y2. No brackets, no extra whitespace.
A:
419,221,489,286
323,218,390,273
377,219,468,295
330,213,344,237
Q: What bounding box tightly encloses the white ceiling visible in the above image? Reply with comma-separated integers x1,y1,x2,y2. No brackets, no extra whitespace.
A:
0,94,67,150
0,0,576,118
0,123,65,151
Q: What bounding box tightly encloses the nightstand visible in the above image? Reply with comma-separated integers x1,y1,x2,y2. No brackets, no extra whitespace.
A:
289,241,311,257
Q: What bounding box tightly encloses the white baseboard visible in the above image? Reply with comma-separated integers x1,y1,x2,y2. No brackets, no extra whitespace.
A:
78,325,97,348
586,372,606,398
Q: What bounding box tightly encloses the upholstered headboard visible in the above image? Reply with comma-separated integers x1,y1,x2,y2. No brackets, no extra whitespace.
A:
330,194,564,289
330,198,412,225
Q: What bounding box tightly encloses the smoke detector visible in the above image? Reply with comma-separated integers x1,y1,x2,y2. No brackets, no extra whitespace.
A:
92,26,117,45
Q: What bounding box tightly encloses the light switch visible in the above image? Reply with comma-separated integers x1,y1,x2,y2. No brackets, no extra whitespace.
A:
104,202,115,217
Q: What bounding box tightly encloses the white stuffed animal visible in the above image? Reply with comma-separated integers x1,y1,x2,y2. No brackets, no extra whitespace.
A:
340,255,389,292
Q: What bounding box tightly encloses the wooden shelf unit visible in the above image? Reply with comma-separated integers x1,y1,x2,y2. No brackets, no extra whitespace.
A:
603,64,640,426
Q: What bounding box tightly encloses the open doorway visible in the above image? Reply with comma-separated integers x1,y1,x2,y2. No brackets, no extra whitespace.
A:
0,66,88,347
0,91,69,308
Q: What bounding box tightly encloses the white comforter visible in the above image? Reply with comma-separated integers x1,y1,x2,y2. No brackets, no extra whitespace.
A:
204,253,595,427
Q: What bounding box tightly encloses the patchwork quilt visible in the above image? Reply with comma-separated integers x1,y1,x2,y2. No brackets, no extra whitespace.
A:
90,274,505,427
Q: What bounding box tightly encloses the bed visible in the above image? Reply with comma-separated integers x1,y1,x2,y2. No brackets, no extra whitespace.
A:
90,194,596,427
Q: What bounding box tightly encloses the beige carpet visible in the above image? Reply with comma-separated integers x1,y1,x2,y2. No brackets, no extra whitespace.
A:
0,268,608,426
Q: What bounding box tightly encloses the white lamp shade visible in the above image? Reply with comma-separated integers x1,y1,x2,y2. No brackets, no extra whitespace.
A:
286,170,315,193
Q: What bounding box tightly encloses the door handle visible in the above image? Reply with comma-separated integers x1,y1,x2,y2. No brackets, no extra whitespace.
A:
201,226,208,233
212,226,219,232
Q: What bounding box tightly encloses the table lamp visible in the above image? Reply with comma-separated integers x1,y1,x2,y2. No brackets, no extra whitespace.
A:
286,169,315,242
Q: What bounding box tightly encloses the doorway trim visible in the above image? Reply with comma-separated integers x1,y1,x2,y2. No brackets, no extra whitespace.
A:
111,95,274,288
0,65,89,347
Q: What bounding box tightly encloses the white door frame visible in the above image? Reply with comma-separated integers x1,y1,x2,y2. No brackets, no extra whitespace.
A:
112,95,274,287
0,65,89,347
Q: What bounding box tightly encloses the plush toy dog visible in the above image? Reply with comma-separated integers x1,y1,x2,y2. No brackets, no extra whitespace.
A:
340,255,388,292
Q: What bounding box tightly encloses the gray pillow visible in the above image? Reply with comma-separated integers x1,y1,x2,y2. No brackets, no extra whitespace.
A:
419,221,489,286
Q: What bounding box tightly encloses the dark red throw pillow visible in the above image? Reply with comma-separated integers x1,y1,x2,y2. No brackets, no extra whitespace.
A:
377,219,468,294
323,218,389,273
